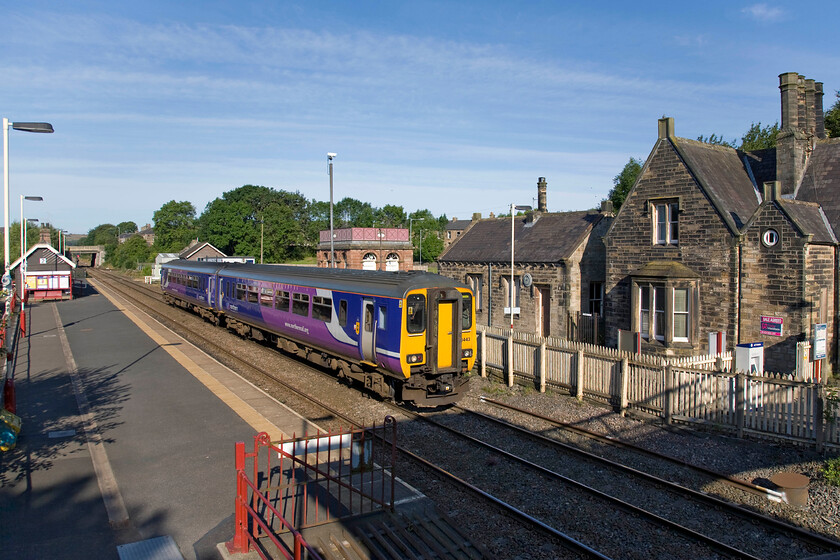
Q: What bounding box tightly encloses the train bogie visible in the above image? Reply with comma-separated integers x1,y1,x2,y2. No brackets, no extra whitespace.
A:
160,260,476,405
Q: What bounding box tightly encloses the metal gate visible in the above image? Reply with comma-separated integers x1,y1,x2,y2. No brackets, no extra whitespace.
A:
227,417,398,558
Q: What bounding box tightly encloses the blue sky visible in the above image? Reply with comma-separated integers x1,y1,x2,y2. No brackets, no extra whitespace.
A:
3,1,838,235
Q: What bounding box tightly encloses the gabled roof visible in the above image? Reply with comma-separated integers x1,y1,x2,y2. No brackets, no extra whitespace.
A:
776,199,837,244
671,138,762,231
9,243,76,270
439,211,606,264
793,138,840,238
179,241,226,259
445,219,473,231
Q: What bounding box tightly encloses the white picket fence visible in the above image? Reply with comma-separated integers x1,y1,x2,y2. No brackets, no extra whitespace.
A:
478,326,840,450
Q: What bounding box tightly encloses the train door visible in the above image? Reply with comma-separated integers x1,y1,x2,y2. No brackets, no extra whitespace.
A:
437,301,454,369
361,300,376,363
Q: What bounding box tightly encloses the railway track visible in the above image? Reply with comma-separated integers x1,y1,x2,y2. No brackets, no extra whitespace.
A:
86,270,840,559
87,270,606,559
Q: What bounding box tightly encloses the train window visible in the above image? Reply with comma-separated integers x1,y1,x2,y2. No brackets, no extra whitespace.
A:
339,300,348,326
377,306,387,330
292,293,310,316
236,283,246,300
461,293,473,330
276,291,290,311
364,305,373,332
247,287,259,304
312,296,332,322
406,294,426,334
260,288,274,307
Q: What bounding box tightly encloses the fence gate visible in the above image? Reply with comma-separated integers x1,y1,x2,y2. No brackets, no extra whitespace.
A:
567,311,601,344
227,417,398,559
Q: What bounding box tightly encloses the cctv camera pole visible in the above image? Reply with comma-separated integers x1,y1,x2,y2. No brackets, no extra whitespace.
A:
328,153,336,268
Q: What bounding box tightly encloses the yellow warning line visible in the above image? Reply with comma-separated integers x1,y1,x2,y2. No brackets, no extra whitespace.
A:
90,278,285,440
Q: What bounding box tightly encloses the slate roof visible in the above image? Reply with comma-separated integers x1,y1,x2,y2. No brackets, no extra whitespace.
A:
445,219,473,231
179,241,226,259
671,138,761,231
439,211,606,263
793,139,840,238
775,199,837,244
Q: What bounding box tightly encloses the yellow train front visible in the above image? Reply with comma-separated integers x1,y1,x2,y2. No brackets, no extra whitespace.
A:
397,284,476,404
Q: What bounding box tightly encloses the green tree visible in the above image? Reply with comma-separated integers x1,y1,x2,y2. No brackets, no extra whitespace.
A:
739,121,779,151
826,90,840,138
608,157,643,211
117,221,138,235
153,201,197,252
335,198,375,227
375,205,407,228
80,223,120,246
698,121,779,151
695,133,736,148
111,235,152,269
197,185,313,262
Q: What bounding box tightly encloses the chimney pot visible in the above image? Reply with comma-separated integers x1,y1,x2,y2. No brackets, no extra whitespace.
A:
537,177,548,212
657,117,674,139
763,181,781,202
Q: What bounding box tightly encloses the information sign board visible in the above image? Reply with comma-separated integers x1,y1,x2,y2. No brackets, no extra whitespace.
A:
813,323,827,360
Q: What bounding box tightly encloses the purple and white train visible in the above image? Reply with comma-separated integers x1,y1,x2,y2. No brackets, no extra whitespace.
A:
161,259,476,405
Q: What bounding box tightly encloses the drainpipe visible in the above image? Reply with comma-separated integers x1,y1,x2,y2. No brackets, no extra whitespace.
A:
488,263,493,326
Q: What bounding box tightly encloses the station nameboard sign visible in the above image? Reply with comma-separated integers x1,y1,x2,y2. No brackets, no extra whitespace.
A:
760,316,783,337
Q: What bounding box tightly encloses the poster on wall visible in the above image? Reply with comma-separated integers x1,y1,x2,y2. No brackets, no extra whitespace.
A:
760,316,783,337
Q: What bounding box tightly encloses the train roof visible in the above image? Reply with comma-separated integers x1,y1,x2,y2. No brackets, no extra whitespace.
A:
161,259,468,298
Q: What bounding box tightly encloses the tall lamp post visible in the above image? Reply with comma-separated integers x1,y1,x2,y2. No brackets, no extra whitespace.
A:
20,218,39,302
327,153,337,268
20,194,43,259
3,119,54,277
509,203,532,329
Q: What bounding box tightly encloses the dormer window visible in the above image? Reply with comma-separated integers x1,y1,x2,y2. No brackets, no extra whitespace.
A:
653,200,679,245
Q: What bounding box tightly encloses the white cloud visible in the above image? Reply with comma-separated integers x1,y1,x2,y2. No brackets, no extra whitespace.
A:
741,4,785,22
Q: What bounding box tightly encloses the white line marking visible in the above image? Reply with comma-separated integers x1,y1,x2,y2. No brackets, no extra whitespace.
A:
52,303,131,529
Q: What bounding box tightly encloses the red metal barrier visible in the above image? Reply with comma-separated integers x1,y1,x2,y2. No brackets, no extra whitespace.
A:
3,378,14,414
227,417,397,559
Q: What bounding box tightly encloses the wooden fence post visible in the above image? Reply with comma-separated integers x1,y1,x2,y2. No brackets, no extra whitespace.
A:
575,350,584,400
664,364,673,425
735,372,746,439
539,341,546,393
619,358,630,417
480,329,487,378
815,385,825,453
507,333,514,387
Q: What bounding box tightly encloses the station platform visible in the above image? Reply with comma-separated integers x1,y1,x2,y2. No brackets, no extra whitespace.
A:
0,280,433,559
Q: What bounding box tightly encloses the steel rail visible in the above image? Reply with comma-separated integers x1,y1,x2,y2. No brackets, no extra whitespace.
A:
474,397,840,552
89,270,612,560
392,403,763,560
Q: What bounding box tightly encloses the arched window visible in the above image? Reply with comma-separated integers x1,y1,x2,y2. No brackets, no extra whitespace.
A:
362,252,377,271
385,252,399,271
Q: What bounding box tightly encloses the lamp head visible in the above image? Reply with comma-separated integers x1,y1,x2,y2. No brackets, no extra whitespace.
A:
24,196,43,201
327,152,337,159
12,122,54,133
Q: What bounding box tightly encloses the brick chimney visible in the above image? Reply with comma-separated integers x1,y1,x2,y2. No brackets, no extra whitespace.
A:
776,72,825,196
39,227,51,245
537,177,548,212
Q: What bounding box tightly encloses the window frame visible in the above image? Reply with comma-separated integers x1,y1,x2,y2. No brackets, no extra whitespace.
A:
652,198,680,246
634,278,697,346
467,274,483,311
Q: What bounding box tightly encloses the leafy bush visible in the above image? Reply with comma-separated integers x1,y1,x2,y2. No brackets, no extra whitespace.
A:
823,457,840,487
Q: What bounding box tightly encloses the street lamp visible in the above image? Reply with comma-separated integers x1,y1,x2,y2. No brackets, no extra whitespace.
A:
3,119,54,277
327,153,337,268
509,203,532,329
20,194,43,261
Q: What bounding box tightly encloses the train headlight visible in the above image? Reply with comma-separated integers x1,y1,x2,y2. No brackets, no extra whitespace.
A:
407,353,424,364
462,349,473,358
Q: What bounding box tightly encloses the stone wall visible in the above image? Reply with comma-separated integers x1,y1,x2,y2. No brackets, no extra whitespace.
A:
605,140,738,356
